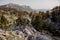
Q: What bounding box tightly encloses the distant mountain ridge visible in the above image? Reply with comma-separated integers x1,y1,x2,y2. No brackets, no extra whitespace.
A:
0,3,33,12
0,3,48,13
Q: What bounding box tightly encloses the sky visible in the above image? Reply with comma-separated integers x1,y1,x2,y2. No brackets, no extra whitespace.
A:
0,0,60,9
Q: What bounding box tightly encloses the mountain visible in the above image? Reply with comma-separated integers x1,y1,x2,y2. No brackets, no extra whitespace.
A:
34,9,49,13
0,3,49,13
0,3,33,12
0,4,60,40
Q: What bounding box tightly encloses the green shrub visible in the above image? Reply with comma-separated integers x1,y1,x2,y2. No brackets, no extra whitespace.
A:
16,16,28,26
0,37,3,40
0,14,9,30
31,13,44,31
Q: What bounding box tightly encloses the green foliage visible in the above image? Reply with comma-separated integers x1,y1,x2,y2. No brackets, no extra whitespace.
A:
20,18,27,26
16,16,28,26
0,14,8,24
51,6,60,22
31,13,44,31
0,14,10,30
0,37,3,40
5,25,10,30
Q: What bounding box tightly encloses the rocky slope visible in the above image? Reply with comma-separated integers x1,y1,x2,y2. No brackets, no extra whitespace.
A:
0,8,53,40
0,5,60,40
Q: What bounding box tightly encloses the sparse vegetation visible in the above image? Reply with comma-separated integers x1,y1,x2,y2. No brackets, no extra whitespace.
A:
0,5,60,40
0,37,3,40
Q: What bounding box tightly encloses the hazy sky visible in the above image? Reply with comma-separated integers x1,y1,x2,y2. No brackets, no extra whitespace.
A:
0,0,60,9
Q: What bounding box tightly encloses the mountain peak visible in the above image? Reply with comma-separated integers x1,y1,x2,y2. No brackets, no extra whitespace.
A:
7,3,31,8
0,3,33,12
8,2,17,4
7,3,20,6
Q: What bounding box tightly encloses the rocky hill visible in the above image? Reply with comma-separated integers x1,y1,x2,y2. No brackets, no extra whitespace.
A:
0,4,60,40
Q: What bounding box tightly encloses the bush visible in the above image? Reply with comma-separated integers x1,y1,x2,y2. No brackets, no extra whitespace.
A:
0,14,9,30
31,13,44,31
16,16,28,26
0,37,3,40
